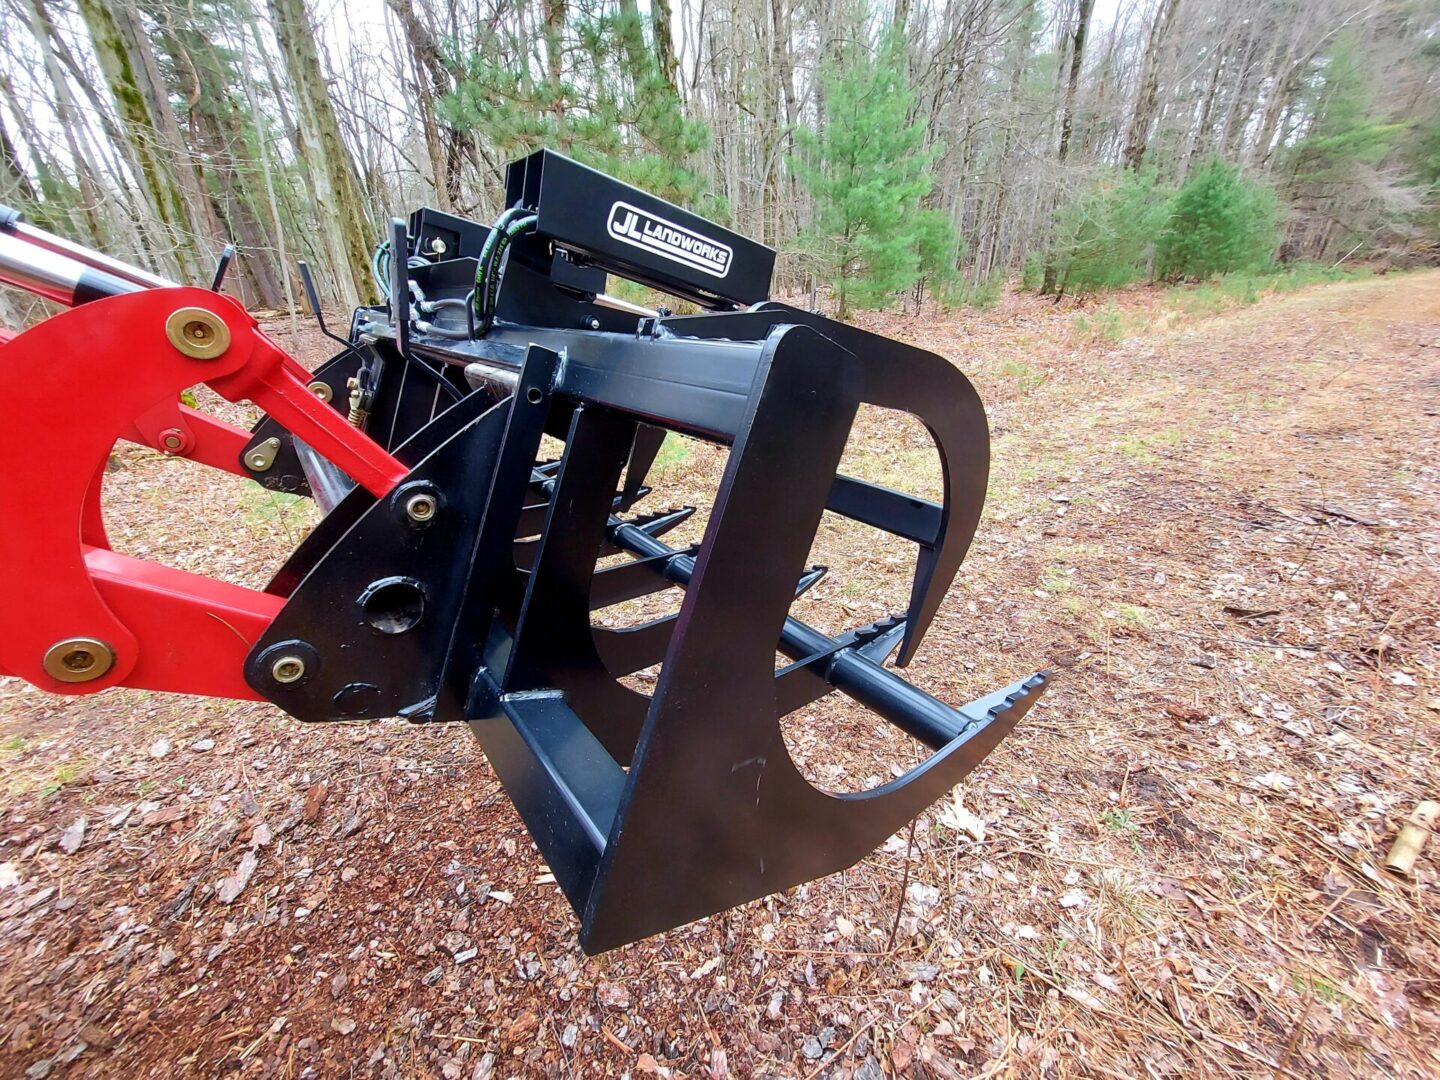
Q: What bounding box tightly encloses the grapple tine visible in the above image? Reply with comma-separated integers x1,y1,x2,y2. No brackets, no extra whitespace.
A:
622,424,667,507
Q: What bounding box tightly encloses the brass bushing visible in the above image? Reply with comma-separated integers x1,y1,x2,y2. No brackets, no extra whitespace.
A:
165,307,231,360
42,637,115,683
270,655,306,684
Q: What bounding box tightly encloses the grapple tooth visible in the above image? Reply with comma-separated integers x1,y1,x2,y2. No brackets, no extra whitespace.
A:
855,616,907,663
621,424,666,506
795,565,827,597
628,505,694,539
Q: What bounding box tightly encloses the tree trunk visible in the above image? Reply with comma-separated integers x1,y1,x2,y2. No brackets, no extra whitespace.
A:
0,114,37,206
1042,0,1096,295
76,0,215,282
1056,0,1096,163
384,0,479,212
268,0,375,309
23,0,107,241
652,0,681,98
1123,0,1181,171
157,19,287,308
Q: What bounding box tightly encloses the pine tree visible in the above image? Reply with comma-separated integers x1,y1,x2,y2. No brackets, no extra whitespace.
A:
791,29,961,319
441,0,707,210
1288,37,1404,189
1048,169,1172,295
1283,35,1409,260
1156,158,1279,281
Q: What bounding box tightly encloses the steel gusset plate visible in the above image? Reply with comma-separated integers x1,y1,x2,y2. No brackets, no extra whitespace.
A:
242,346,560,721
262,383,501,599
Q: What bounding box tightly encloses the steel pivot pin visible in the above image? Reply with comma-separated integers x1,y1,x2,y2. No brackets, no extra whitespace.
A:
165,307,231,360
405,493,437,523
42,637,115,683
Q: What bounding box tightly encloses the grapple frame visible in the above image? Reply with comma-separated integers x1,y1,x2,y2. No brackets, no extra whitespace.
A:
0,152,1048,952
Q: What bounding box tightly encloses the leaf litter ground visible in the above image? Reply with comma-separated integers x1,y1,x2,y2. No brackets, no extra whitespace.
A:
0,273,1437,1078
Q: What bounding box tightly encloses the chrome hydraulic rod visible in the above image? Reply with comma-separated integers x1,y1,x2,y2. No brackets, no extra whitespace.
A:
0,232,144,307
0,205,173,290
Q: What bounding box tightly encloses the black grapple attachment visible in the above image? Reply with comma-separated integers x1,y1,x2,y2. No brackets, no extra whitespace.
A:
241,151,1050,952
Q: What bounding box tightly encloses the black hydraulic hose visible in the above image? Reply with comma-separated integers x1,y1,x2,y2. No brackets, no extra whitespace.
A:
484,215,537,314
472,207,530,309
473,213,539,332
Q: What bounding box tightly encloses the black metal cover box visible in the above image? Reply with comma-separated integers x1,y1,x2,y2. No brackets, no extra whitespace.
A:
503,150,775,309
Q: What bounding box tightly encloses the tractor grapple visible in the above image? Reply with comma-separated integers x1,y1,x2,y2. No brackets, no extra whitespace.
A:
0,152,1048,952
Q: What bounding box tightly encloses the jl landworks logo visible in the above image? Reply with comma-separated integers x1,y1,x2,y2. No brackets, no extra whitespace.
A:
606,201,732,279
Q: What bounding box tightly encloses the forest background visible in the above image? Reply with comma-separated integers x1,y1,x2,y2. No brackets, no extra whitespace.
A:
1,0,1437,323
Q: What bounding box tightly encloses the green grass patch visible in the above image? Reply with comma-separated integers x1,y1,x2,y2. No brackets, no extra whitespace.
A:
1042,565,1075,594
955,271,1004,310
40,762,82,798
1291,973,1346,1005
240,483,309,526
1118,435,1158,463
1117,428,1183,463
998,359,1047,396
1074,303,1127,343
651,433,693,478
1164,263,1374,319
1114,604,1149,629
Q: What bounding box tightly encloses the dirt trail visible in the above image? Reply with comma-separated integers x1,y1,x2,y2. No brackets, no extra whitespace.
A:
0,273,1437,1078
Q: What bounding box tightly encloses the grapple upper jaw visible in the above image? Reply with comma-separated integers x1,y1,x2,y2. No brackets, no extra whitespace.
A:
755,303,991,665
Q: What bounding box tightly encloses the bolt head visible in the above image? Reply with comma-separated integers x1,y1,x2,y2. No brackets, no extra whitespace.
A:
164,307,231,359
42,637,115,683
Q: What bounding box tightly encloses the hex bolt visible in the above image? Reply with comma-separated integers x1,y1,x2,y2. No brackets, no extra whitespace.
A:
270,655,306,684
405,492,437,523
